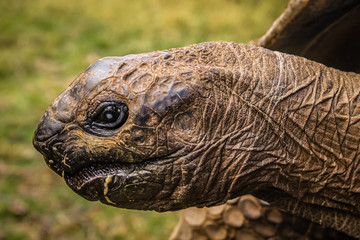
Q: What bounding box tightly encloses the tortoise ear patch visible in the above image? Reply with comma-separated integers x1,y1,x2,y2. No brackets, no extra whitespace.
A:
174,112,197,134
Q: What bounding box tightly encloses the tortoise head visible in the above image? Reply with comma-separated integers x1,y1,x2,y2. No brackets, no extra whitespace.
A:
33,43,230,211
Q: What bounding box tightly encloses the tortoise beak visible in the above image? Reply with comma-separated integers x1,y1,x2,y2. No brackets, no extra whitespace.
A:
34,110,64,143
33,110,65,156
33,108,68,176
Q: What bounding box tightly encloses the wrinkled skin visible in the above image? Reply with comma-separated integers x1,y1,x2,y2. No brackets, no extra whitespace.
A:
33,41,360,237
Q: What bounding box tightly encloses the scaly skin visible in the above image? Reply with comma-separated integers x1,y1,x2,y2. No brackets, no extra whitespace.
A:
33,41,360,238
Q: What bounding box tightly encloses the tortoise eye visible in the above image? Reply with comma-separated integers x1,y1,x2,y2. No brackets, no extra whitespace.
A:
91,102,128,130
98,105,121,124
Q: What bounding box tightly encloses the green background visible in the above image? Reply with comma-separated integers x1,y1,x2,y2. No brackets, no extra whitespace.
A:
0,0,287,239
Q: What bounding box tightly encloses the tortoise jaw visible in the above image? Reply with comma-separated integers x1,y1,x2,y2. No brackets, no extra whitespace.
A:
62,164,124,202
33,139,66,177
62,162,166,208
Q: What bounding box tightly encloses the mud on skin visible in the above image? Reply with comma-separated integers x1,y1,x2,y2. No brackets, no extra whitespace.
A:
33,41,360,238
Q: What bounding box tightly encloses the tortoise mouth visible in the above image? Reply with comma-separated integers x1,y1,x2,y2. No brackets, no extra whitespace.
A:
63,163,135,201
62,155,176,205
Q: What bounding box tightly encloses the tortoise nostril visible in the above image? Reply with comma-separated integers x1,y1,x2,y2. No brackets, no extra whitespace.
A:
33,110,65,143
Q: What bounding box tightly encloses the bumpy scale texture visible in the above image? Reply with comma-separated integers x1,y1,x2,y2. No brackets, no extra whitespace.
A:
170,195,355,240
33,41,360,238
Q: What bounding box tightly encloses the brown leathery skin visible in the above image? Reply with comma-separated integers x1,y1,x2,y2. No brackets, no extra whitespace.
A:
33,41,360,237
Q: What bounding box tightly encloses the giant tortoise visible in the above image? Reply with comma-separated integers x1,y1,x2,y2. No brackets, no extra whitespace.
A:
33,0,360,239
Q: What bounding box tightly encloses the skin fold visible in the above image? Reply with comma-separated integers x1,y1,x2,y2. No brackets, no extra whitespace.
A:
33,41,360,238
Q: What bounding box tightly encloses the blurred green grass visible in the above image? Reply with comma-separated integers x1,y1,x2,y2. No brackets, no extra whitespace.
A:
0,0,287,239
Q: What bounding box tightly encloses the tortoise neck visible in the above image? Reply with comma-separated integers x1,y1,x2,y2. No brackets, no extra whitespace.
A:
214,44,360,236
